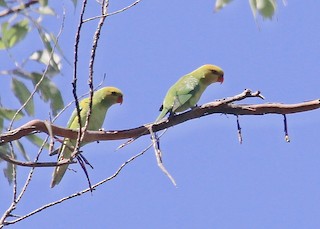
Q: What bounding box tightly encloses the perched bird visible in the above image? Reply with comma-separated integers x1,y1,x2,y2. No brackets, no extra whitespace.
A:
155,64,224,122
51,87,123,188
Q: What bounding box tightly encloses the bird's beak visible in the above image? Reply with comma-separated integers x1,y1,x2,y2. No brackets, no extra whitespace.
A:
117,96,123,104
217,75,224,84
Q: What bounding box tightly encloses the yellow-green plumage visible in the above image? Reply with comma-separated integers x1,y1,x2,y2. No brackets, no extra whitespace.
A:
156,64,224,122
51,87,123,188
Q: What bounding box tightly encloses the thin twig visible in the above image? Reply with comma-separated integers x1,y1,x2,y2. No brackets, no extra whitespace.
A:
148,127,176,186
79,0,109,145
283,114,290,142
83,0,142,23
16,136,49,203
70,0,109,180
71,0,88,165
4,130,168,225
0,0,39,17
10,142,17,201
3,144,150,226
236,115,243,144
0,152,75,167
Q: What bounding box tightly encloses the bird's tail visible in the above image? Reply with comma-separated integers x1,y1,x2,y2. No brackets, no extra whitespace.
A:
50,143,72,188
51,164,69,188
155,108,168,123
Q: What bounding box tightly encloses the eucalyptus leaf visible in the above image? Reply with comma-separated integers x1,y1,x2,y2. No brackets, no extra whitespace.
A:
3,162,15,184
257,0,276,19
39,0,48,7
14,140,30,161
47,82,64,116
29,50,62,76
71,0,78,8
0,0,7,6
214,0,233,12
11,78,34,116
249,0,276,20
0,117,3,132
31,73,64,115
37,6,56,15
0,107,24,120
26,134,50,149
0,19,29,49
0,144,15,184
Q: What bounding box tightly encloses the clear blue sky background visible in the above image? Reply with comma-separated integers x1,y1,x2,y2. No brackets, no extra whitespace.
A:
1,1,320,228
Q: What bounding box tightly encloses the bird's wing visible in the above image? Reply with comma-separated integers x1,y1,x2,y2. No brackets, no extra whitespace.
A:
66,98,89,128
172,76,200,112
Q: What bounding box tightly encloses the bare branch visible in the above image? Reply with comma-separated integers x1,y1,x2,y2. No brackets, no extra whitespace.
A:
71,0,88,161
77,0,109,154
1,90,319,148
236,115,243,144
3,146,148,226
283,114,290,142
0,0,39,18
0,152,75,167
148,127,176,186
82,0,142,23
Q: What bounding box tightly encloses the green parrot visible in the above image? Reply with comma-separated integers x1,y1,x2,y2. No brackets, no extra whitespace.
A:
155,64,224,122
51,87,123,188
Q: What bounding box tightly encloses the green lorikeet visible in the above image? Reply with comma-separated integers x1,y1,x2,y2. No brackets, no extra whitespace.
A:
51,87,123,188
156,64,224,122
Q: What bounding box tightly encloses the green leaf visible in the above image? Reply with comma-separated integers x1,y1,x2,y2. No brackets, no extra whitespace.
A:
71,0,78,8
11,68,33,80
39,0,48,7
3,162,15,184
29,50,62,76
33,24,66,74
26,134,50,149
31,73,50,101
0,117,3,132
0,0,7,7
0,107,24,120
47,82,64,116
31,73,64,116
0,144,10,155
0,22,9,49
249,0,276,20
11,78,34,116
14,140,30,161
0,19,29,49
37,6,56,15
257,0,276,19
249,0,258,17
34,21,53,52
0,144,15,184
48,33,66,62
214,0,233,12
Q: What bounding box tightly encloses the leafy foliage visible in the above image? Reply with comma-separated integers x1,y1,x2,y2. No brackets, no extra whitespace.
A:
249,0,277,19
214,0,287,20
0,0,66,178
0,19,29,49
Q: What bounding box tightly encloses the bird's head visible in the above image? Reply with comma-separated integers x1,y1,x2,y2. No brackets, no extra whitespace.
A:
95,86,123,105
200,64,224,84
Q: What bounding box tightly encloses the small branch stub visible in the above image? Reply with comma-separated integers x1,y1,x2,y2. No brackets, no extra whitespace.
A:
283,114,290,142
236,115,243,144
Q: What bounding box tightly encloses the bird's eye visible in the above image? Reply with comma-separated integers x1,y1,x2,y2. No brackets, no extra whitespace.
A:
211,69,218,74
111,91,117,95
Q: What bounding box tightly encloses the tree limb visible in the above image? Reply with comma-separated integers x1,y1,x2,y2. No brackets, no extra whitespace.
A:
0,0,39,18
0,90,319,146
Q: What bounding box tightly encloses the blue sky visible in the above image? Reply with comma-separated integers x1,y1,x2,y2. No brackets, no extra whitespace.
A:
1,0,320,228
